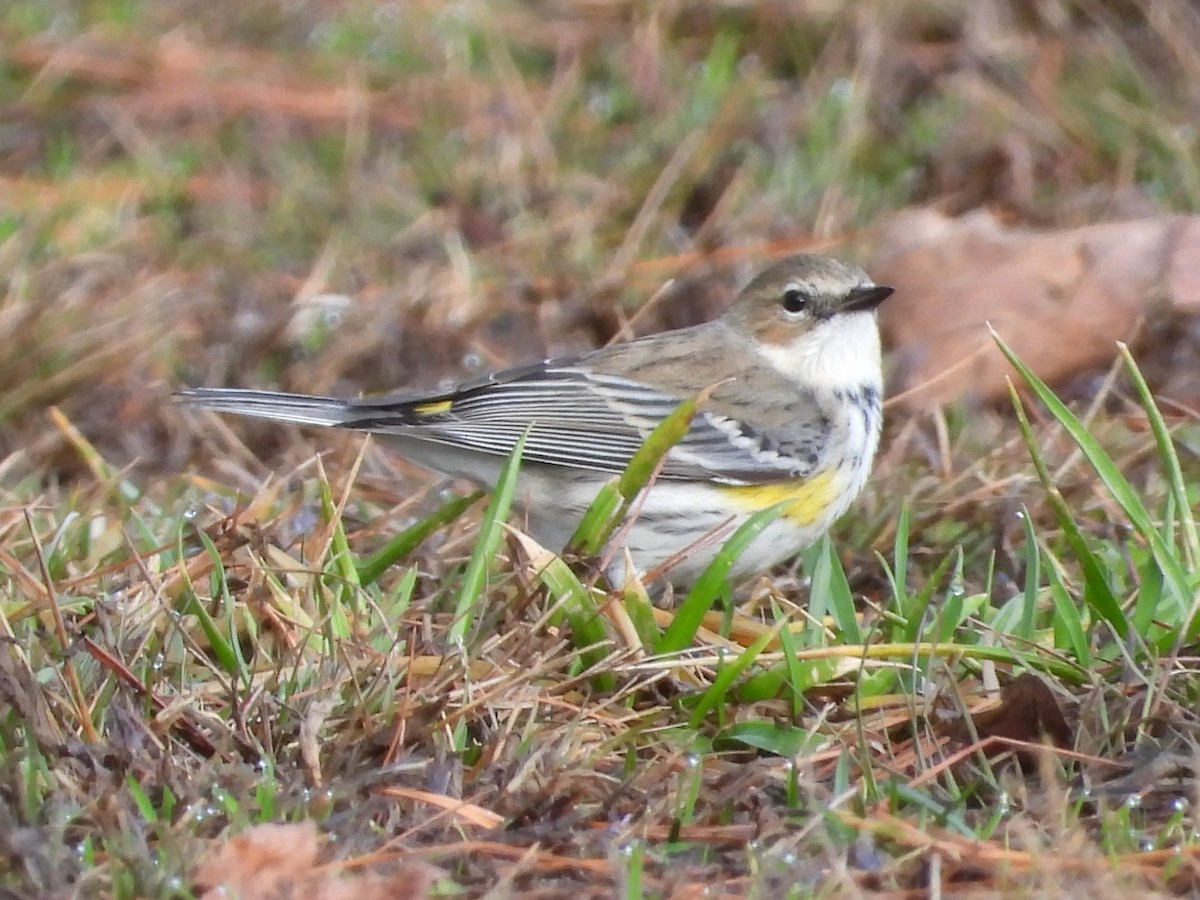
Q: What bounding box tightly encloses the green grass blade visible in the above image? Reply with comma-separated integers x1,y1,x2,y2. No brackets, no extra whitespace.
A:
1045,552,1091,666
570,396,699,554
355,490,483,586
519,535,615,691
687,617,785,728
737,654,843,702
658,502,786,654
735,663,787,702
1004,379,1127,639
995,331,1195,639
317,471,357,638
449,431,527,646
1118,343,1200,568
775,601,806,717
936,547,969,644
1019,507,1040,639
714,721,825,757
187,530,240,676
618,397,697,501
621,583,661,649
1132,549,1165,638
568,482,623,554
805,535,861,645
900,548,956,643
891,503,912,614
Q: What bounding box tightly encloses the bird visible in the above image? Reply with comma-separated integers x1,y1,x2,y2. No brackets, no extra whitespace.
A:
177,254,893,586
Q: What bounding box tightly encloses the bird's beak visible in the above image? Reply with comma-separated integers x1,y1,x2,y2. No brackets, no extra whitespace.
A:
842,284,894,312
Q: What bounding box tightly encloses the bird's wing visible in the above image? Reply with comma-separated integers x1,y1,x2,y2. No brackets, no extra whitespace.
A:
335,361,827,485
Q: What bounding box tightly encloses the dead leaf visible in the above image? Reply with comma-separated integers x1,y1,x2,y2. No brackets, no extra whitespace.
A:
955,673,1073,766
193,821,441,900
873,208,1200,407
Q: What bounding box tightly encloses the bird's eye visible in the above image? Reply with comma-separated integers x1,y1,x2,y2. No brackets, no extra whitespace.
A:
781,285,807,314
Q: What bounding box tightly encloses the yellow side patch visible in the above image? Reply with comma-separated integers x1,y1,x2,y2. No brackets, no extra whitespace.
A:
721,469,841,526
412,399,453,416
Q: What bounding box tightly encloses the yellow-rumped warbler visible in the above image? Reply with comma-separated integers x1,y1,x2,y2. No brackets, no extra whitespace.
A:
177,255,893,585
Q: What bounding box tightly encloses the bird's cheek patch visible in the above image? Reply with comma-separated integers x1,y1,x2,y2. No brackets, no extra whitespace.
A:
753,318,809,346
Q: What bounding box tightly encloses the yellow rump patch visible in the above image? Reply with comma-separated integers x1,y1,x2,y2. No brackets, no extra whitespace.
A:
412,399,453,416
721,469,841,527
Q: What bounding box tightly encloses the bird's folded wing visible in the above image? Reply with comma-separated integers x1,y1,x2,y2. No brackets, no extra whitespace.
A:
343,363,825,485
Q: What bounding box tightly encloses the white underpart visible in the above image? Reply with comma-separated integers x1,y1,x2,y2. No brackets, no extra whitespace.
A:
755,311,882,392
587,310,887,585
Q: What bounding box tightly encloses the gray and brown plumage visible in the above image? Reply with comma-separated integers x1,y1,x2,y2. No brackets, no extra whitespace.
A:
178,255,893,584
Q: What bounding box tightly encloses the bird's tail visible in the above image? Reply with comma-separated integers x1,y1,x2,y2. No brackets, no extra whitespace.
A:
175,388,358,428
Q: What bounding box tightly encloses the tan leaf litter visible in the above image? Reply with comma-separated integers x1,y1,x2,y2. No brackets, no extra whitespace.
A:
193,821,441,900
873,208,1200,408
